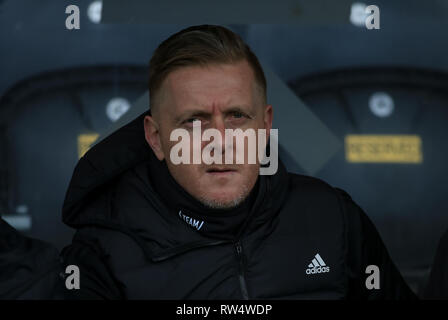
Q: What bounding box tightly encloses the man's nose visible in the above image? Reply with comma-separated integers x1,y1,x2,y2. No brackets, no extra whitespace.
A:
201,116,229,156
210,116,226,144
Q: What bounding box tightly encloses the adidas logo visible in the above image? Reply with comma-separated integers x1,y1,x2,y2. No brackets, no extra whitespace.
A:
305,253,330,275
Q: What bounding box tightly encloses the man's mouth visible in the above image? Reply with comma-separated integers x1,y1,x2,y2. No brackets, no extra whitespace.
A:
206,167,238,175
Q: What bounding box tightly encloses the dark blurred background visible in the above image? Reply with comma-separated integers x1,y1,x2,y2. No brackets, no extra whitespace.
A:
1,0,447,296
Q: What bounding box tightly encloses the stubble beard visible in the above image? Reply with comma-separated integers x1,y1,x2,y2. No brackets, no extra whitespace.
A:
196,183,251,209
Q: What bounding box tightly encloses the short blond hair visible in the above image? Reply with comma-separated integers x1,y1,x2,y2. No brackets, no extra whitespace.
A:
148,25,267,112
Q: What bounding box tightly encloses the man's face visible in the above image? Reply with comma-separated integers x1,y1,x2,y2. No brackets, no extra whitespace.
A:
144,60,272,208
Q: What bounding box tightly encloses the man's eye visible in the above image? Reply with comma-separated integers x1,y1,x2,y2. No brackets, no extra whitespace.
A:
185,118,199,123
231,112,245,119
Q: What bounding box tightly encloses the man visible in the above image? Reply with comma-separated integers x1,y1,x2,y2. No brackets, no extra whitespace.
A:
0,217,63,299
61,25,416,299
423,228,448,299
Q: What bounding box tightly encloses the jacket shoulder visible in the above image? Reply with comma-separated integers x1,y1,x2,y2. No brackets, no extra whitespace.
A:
286,173,346,206
286,173,361,219
0,218,62,299
276,173,348,239
288,173,335,191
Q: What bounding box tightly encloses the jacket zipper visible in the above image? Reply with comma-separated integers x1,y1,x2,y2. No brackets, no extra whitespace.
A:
151,239,250,300
235,241,249,300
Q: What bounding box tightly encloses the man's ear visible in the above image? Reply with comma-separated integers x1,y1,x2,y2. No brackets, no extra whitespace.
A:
264,104,273,137
144,115,165,160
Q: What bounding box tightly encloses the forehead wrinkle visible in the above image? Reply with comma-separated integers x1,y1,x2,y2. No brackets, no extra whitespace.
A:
158,62,262,120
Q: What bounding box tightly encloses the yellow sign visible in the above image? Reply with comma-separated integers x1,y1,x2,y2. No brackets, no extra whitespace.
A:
77,133,99,159
345,135,423,164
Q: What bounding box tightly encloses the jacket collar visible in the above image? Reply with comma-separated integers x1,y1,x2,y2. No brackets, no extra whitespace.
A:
144,150,263,240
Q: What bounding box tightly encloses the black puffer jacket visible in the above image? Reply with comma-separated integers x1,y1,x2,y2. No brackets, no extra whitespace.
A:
0,218,63,299
60,112,416,300
423,228,448,299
